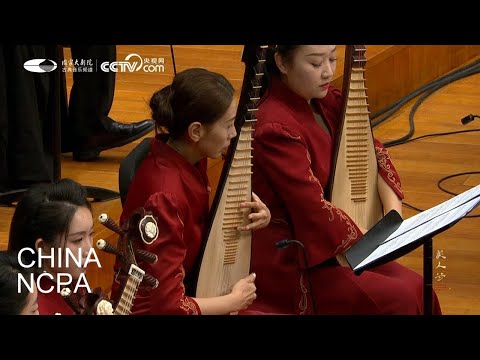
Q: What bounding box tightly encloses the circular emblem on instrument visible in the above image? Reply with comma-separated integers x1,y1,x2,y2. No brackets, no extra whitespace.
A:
139,214,158,244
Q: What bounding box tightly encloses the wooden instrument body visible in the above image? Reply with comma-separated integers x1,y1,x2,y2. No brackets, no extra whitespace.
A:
195,46,267,297
330,45,383,231
195,124,254,297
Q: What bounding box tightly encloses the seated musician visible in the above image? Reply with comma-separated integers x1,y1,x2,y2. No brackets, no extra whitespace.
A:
248,45,442,315
111,68,271,315
0,250,39,315
8,178,110,315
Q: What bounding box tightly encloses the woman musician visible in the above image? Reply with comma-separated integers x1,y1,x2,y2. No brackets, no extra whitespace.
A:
111,68,271,315
248,45,442,315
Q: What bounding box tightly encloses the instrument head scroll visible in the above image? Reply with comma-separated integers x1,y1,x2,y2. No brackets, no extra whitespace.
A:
97,210,159,294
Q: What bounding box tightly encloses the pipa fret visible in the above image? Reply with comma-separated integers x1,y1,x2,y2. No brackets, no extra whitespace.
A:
329,45,383,230
195,45,268,297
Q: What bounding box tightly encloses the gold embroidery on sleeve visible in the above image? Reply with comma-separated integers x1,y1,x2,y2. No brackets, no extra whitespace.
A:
307,154,358,251
299,272,308,315
175,267,199,315
375,146,403,196
281,126,359,251
173,213,199,315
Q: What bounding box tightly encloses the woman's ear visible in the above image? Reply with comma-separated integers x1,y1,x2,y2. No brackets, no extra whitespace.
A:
35,238,45,252
187,121,203,143
274,52,288,75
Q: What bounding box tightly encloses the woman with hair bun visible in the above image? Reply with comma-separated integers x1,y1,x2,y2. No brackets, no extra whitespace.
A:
111,68,272,315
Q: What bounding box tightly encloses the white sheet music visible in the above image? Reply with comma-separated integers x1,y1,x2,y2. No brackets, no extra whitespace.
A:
353,184,480,271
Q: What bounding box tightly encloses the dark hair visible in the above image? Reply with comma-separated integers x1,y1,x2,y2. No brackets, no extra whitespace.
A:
0,250,36,315
261,45,302,98
266,46,302,76
149,68,235,139
8,178,92,269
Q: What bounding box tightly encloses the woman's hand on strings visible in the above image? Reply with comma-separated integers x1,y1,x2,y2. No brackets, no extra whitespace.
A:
237,192,271,231
229,272,257,311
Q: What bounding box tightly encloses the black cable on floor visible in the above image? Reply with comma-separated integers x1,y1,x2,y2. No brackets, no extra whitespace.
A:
368,56,480,218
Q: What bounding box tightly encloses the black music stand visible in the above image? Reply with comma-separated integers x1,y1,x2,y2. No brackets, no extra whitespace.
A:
0,45,119,207
423,237,433,316
346,187,480,315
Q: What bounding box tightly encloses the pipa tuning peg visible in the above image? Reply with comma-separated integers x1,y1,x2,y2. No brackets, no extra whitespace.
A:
98,213,125,236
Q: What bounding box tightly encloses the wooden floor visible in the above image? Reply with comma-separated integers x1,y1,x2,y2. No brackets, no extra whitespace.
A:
0,45,479,315
373,70,480,315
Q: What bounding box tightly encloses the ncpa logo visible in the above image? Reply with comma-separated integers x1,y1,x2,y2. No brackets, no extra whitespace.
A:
24,59,58,73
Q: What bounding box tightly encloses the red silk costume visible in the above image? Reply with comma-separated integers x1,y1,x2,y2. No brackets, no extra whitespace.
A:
112,134,269,315
37,276,76,315
249,76,442,315
111,134,207,314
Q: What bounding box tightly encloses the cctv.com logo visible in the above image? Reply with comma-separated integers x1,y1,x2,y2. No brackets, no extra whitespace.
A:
100,53,165,73
23,59,58,73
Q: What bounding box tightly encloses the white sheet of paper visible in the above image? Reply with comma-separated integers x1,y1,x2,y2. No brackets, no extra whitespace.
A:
353,184,480,271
